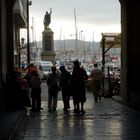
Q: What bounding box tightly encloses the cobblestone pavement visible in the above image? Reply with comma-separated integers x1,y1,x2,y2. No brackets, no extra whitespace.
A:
18,83,140,140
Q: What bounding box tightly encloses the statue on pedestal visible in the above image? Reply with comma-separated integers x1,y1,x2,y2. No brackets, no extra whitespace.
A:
42,8,56,64
43,8,52,29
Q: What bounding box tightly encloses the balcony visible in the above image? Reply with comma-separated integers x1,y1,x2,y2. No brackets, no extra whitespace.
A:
13,0,27,28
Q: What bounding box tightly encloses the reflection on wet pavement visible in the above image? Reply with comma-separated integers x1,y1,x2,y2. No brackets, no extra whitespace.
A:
20,96,140,140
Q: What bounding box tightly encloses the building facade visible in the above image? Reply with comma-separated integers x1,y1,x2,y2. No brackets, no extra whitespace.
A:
0,0,27,112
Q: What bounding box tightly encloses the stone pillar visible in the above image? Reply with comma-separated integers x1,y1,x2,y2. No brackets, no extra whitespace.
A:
41,27,56,64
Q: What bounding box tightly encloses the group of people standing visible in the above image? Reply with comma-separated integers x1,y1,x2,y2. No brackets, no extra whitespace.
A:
47,60,88,115
8,60,103,115
8,63,42,112
46,60,103,115
25,64,42,112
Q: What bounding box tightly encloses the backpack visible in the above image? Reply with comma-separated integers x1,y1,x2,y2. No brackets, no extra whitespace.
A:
47,73,60,91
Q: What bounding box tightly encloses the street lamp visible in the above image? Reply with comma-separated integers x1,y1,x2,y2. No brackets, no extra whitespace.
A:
19,38,25,68
21,38,25,64
27,0,32,65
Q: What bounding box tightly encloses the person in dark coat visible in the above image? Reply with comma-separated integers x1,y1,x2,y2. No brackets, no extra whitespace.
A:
72,60,88,114
30,70,42,112
59,66,72,112
47,66,60,112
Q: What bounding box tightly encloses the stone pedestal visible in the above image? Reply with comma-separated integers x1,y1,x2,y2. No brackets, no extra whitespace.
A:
41,27,56,64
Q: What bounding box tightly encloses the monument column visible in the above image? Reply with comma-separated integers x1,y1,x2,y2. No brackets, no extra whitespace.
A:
41,9,56,64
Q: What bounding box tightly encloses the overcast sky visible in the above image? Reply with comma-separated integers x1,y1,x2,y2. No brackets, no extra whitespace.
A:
28,0,121,42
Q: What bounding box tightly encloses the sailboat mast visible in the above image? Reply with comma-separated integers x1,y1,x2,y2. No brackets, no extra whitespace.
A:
74,9,78,58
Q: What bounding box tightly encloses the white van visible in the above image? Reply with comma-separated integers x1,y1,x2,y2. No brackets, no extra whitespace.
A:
32,61,53,79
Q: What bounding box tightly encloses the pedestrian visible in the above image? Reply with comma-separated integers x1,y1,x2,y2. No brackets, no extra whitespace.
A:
6,66,22,110
59,66,72,112
90,63,103,102
72,60,88,115
25,63,38,82
47,66,60,112
18,74,31,109
25,63,38,97
30,70,42,112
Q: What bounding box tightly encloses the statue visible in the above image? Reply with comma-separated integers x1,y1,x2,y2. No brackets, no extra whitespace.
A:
43,9,52,29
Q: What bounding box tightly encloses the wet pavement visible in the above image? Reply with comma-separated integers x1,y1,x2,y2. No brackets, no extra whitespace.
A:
17,83,140,140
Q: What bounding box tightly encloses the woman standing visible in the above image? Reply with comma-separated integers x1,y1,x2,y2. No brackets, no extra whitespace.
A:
72,61,88,115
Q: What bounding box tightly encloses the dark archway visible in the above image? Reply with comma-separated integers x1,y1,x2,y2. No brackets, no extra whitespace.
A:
119,0,140,108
